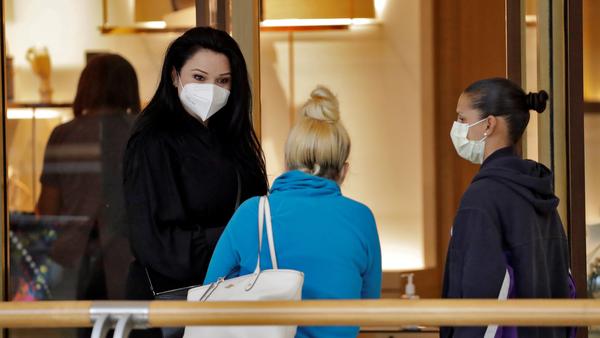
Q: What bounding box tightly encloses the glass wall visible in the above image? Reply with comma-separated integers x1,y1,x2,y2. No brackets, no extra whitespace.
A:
7,105,73,301
4,0,195,336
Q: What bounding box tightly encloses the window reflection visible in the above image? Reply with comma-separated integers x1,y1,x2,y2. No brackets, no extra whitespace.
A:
7,106,71,301
4,0,179,312
7,54,140,306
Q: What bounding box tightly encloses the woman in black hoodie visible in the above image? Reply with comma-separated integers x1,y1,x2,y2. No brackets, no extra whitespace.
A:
441,78,575,338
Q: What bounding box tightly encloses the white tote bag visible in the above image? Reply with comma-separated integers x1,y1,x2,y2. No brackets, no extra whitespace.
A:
183,196,304,338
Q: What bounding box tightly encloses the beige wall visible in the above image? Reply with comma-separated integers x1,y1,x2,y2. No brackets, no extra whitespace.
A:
585,114,600,270
260,0,433,271
524,23,539,161
584,0,600,101
585,114,600,226
583,0,600,227
584,0,600,257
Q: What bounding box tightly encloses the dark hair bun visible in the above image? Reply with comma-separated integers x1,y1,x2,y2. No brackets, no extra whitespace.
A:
526,90,549,113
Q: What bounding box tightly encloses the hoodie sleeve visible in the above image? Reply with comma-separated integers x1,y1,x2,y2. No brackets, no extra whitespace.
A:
361,209,382,299
442,207,509,338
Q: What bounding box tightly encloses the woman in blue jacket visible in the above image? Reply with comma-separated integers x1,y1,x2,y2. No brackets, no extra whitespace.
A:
205,86,382,338
442,78,575,338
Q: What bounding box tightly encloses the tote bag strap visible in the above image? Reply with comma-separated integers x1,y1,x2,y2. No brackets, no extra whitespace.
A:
253,196,279,274
263,197,278,269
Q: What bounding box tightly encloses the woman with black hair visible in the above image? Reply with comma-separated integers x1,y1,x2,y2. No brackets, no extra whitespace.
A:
123,27,268,306
37,53,139,303
441,78,575,338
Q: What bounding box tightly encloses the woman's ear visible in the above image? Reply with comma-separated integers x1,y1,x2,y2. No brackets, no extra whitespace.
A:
171,67,179,88
484,115,497,137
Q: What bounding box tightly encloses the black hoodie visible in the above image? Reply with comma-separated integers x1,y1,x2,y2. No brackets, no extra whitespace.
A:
441,147,575,338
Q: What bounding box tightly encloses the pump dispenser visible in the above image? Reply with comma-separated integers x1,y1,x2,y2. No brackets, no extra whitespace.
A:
400,273,419,299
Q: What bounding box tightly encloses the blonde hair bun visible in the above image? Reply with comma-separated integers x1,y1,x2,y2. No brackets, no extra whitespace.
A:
285,85,350,182
301,85,340,122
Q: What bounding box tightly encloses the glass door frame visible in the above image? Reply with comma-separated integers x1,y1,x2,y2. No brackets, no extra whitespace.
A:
1,2,8,338
508,1,586,313
564,0,586,309
533,0,586,335
1,0,8,309
535,0,586,301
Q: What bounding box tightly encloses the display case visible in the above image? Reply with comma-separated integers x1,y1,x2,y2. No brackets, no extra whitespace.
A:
6,102,73,301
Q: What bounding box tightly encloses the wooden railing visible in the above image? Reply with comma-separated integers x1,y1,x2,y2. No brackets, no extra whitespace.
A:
0,299,598,337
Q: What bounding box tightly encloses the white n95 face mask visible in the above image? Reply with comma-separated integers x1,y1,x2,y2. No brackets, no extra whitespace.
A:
178,79,230,122
450,118,488,164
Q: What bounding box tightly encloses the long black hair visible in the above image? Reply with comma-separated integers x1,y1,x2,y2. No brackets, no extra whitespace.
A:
464,77,549,144
133,26,268,192
73,53,140,117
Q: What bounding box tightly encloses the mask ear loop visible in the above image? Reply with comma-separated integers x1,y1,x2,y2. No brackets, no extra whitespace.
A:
467,117,489,128
468,117,490,142
177,74,184,90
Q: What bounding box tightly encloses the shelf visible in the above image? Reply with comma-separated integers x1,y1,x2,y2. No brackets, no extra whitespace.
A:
7,102,72,109
99,25,191,35
585,101,600,113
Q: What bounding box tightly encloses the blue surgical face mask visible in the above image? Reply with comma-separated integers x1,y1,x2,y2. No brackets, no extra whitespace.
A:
449,118,488,164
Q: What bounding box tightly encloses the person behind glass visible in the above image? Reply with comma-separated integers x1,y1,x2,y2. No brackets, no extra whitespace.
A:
123,27,268,306
441,78,575,338
37,53,139,301
204,86,382,338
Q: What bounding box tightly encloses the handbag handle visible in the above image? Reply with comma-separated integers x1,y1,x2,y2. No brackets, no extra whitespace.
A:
254,196,279,274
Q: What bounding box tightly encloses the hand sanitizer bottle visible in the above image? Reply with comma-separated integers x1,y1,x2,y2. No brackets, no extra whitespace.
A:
401,273,419,299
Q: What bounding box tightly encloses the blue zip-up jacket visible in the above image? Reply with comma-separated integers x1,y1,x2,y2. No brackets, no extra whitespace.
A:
441,147,575,338
205,170,382,337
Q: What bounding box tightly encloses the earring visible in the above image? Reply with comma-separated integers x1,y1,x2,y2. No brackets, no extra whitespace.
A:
484,132,488,136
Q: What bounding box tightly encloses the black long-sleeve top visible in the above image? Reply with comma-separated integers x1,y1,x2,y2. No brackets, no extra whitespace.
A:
123,113,264,294
441,147,575,338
